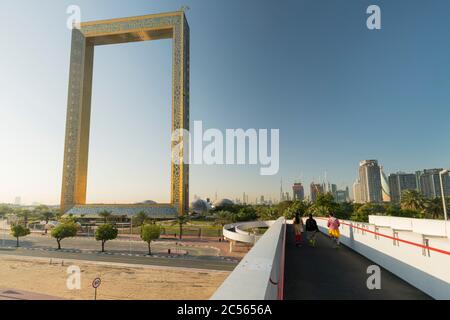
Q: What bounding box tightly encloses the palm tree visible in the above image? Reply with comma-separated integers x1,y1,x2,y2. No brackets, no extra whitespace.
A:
40,210,55,234
174,215,189,240
135,211,149,226
423,198,443,219
401,190,425,212
18,209,31,228
214,211,233,227
98,210,112,223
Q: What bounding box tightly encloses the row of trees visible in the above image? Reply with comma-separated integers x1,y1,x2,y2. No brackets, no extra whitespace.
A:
210,191,450,225
11,217,162,255
0,205,61,233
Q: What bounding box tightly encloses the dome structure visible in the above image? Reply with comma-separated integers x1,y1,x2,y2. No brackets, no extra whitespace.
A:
136,200,157,205
190,199,211,215
214,198,234,207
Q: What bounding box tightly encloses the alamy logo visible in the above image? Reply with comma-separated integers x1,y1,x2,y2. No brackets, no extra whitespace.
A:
66,5,81,30
66,265,81,290
367,5,381,30
366,265,381,290
172,121,280,176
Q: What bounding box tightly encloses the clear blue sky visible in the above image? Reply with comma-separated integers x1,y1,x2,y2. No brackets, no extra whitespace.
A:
1,0,449,205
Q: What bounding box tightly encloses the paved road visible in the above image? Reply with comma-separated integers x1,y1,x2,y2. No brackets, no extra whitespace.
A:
0,233,238,271
0,232,218,257
0,247,237,271
284,225,431,300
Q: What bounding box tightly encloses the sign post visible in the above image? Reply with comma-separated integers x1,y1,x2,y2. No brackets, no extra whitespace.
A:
92,277,101,300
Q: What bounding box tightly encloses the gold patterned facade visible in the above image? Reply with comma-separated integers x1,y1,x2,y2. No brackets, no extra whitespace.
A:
61,12,189,216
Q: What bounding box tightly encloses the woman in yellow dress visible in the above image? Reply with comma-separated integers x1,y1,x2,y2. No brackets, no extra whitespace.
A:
327,213,341,248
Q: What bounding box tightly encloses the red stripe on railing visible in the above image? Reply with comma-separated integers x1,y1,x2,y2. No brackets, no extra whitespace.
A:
316,217,450,256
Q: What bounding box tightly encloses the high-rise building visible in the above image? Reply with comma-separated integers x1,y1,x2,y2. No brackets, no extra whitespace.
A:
331,184,337,195
280,178,284,202
417,169,450,199
310,183,324,202
335,190,348,203
292,183,305,201
353,180,363,203
14,196,21,206
358,160,383,203
388,172,418,204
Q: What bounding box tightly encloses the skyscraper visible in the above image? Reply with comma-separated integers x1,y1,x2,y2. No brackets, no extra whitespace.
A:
388,172,418,204
353,180,363,203
292,183,305,201
14,196,21,206
310,183,324,202
417,169,450,199
358,160,383,203
280,178,284,202
335,190,348,203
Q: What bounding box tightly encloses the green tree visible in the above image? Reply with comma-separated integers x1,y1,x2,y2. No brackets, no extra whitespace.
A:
214,211,233,227
401,190,425,212
51,222,78,250
0,205,12,218
18,209,31,227
95,224,118,252
134,211,149,226
257,207,281,221
11,224,30,247
173,215,189,240
351,203,386,222
384,203,401,217
40,210,55,234
277,201,294,217
141,224,161,255
235,208,258,222
423,198,443,219
308,193,338,217
98,210,112,223
335,202,354,220
284,201,311,219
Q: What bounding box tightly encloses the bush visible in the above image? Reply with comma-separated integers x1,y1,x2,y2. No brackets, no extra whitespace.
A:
11,224,30,247
141,224,161,255
95,224,118,252
51,222,78,250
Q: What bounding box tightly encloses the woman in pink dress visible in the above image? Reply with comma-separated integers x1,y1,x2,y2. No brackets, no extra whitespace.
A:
327,213,340,248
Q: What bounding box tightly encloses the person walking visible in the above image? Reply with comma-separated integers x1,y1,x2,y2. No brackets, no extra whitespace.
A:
327,213,341,248
305,214,319,246
293,212,304,247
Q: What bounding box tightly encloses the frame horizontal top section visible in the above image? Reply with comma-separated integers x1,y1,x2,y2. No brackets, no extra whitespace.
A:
79,11,185,46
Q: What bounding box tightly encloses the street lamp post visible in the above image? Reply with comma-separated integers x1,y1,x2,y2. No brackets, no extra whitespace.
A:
439,169,449,235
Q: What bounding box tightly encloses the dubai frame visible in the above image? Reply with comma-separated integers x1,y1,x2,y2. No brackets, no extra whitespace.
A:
61,11,189,217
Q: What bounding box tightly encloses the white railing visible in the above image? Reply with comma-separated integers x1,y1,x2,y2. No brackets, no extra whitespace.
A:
222,220,276,244
316,216,450,300
211,217,286,300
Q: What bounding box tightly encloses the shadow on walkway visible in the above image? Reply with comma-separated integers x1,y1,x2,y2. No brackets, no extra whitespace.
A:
284,225,431,300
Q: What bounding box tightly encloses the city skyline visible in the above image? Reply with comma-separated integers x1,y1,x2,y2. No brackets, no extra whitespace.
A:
2,0,450,205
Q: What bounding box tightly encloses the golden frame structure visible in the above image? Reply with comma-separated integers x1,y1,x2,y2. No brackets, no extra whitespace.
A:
61,11,189,216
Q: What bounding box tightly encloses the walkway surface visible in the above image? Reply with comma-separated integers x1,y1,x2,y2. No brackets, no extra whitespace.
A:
284,225,431,300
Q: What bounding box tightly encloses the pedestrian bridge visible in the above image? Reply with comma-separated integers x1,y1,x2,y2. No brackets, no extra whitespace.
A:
212,216,450,300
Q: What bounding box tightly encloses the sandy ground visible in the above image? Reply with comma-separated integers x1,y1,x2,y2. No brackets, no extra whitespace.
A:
0,256,229,300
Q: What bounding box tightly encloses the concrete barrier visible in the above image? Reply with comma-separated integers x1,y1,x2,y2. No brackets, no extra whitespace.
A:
317,216,450,300
222,220,275,244
211,217,286,300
